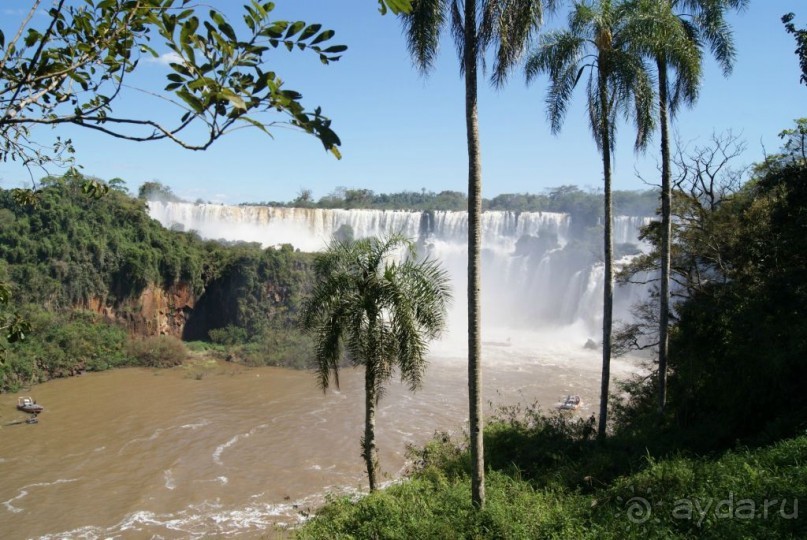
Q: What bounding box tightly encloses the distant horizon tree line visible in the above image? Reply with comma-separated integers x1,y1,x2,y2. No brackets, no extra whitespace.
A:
135,179,658,216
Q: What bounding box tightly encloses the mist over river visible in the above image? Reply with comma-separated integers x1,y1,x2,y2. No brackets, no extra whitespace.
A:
1,329,643,539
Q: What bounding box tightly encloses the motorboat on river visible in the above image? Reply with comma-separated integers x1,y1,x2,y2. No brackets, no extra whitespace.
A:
17,396,44,414
558,395,581,411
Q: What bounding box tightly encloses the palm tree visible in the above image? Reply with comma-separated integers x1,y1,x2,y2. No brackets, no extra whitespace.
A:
400,0,556,507
621,0,745,416
525,0,655,439
300,234,451,491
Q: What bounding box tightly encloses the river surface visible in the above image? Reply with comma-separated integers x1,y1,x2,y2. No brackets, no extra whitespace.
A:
0,329,642,539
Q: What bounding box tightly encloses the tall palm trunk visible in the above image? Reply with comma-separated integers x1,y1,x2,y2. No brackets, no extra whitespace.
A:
464,0,485,509
597,60,614,441
363,316,379,492
363,364,379,491
657,56,671,417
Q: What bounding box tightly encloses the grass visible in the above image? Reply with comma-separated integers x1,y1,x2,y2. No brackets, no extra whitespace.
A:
295,411,807,539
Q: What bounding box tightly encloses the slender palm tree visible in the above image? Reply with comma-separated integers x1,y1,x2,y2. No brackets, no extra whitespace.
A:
525,0,655,439
300,234,451,491
622,0,745,416
400,0,556,507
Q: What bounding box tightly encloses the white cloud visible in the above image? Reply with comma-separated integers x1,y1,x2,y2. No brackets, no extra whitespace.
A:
148,52,184,66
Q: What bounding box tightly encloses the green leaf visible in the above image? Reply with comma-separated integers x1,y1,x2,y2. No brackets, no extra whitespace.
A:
176,89,205,114
311,30,335,45
210,10,236,41
24,29,41,47
323,45,348,54
219,89,246,110
378,0,412,15
285,21,305,40
299,24,322,41
264,21,287,39
240,115,272,136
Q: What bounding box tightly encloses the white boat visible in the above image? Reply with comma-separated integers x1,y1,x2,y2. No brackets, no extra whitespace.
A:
558,395,581,411
17,397,44,414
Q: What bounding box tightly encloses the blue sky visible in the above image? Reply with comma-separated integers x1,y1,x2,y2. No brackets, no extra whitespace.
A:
1,0,804,203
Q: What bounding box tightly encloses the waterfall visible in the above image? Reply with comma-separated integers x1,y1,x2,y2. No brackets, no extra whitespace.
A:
148,201,654,337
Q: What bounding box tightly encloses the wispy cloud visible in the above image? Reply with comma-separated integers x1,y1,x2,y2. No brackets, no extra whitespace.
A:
2,9,31,16
147,52,184,66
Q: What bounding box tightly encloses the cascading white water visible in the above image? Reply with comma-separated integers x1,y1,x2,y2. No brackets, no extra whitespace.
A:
148,201,653,338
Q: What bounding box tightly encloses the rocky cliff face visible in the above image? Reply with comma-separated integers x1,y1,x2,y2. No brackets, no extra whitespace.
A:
85,282,196,338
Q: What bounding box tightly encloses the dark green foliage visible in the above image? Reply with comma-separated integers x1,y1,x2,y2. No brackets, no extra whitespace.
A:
137,181,183,202
0,175,208,306
664,161,807,448
1,307,130,391
783,13,807,86
618,157,807,451
298,419,807,539
408,404,641,493
0,173,319,389
183,244,315,342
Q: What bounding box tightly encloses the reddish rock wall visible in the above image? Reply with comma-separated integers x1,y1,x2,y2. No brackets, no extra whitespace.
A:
85,282,196,337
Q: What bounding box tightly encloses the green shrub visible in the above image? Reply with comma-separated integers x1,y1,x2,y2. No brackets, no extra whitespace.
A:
126,335,187,367
297,429,807,540
208,324,248,346
2,307,131,387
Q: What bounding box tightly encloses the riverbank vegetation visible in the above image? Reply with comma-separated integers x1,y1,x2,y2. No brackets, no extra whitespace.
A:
0,174,319,391
298,411,807,539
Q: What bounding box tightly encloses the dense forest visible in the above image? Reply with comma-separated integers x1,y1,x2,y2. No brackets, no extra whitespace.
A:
0,174,316,391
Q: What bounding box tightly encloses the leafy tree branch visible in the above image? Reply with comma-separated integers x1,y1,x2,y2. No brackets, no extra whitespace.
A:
0,0,346,179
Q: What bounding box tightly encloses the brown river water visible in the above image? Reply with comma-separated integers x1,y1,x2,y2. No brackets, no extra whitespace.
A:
0,329,642,539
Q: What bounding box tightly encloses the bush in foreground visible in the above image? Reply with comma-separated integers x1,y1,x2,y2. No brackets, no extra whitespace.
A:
296,426,807,539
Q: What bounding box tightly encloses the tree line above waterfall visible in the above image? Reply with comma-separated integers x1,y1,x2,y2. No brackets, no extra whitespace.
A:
139,181,658,218
254,185,658,217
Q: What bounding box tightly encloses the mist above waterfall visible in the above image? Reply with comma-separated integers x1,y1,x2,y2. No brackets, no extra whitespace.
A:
148,201,653,343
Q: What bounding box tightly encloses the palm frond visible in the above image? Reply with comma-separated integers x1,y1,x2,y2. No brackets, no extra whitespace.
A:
301,232,450,399
401,0,449,74
678,0,747,76
585,72,608,152
313,312,345,391
484,0,558,87
697,12,735,75
526,31,586,134
608,48,656,150
450,0,467,75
